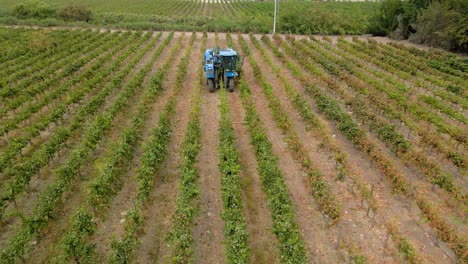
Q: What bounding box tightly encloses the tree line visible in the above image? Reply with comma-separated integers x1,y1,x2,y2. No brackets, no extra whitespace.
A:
369,0,467,52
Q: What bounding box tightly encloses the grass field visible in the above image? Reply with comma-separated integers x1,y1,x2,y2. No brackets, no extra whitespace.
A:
0,28,466,263
0,0,378,34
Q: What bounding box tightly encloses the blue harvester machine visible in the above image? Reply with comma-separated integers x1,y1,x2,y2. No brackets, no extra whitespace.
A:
203,47,243,92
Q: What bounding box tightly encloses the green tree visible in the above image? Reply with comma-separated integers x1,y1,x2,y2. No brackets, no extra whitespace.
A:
368,0,405,36
409,0,467,51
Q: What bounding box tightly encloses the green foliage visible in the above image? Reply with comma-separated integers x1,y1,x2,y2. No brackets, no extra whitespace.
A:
2,1,377,35
136,97,171,202
218,88,250,263
0,32,148,220
368,0,404,36
448,85,463,95
59,5,92,22
88,32,169,210
276,34,466,262
387,221,421,263
301,38,465,196
232,32,308,261
398,237,417,261
169,32,205,264
109,208,143,264
276,35,408,194
135,34,189,204
12,0,55,19
372,0,468,51
280,2,373,35
110,33,196,263
353,255,367,264
243,33,340,222
340,38,467,113
410,0,468,51
0,32,159,262
59,32,172,263
419,95,466,124
8,1,89,24
238,78,308,263
62,210,97,263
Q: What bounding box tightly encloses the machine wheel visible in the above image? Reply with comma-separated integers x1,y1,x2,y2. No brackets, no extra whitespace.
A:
228,78,235,92
209,79,215,93
214,77,219,90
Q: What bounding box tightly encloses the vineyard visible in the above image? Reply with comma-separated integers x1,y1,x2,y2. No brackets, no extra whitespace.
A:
0,0,375,34
0,28,466,263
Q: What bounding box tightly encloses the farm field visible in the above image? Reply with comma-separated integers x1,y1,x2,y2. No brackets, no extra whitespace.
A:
0,28,467,263
0,0,376,34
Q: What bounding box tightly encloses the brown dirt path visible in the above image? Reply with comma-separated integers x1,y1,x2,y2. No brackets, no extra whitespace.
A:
192,32,226,264
231,34,340,263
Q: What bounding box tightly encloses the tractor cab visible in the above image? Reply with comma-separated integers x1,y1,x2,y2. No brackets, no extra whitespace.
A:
218,49,238,78
203,47,243,92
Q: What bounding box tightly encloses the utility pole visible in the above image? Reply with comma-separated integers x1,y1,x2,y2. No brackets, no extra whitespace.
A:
273,0,277,34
